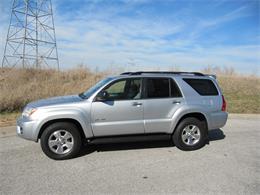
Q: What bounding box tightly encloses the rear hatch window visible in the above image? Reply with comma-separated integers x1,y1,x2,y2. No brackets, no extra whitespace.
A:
183,78,219,96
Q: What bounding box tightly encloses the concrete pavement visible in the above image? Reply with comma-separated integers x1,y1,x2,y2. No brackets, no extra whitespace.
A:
0,116,259,194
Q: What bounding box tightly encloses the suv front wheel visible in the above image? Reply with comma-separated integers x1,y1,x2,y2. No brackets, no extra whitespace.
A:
40,122,82,160
173,117,207,151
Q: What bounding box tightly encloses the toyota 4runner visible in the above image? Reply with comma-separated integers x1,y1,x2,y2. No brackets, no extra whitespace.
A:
17,71,228,160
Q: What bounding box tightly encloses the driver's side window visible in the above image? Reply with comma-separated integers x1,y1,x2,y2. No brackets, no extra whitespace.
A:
103,78,141,101
106,80,126,100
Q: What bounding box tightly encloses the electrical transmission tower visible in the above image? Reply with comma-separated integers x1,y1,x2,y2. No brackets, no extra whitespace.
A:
2,0,59,69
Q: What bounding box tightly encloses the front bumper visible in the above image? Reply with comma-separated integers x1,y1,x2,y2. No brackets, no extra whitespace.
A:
16,116,38,141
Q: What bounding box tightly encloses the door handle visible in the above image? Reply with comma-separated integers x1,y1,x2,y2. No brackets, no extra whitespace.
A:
172,100,181,104
132,102,142,106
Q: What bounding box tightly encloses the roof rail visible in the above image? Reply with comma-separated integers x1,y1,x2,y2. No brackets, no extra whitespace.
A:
120,71,205,76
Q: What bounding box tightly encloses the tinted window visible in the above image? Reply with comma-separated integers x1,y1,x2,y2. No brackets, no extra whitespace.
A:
146,78,170,98
171,79,182,97
183,78,218,96
103,78,141,100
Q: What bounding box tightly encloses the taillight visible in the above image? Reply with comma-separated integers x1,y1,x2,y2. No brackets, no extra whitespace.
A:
221,95,227,111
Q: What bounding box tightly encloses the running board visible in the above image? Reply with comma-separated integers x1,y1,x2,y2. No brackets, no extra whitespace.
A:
87,133,171,144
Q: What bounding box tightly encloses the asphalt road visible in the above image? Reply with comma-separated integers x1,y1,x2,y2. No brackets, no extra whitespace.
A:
0,116,259,194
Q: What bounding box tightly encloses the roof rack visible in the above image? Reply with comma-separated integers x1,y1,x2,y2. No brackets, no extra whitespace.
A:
120,71,205,76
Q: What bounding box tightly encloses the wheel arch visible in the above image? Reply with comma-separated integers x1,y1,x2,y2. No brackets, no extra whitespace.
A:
37,118,86,141
172,112,208,134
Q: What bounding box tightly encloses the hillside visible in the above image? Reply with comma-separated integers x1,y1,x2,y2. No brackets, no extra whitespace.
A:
0,67,259,115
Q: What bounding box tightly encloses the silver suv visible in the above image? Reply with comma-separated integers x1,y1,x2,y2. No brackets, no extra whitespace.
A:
17,71,228,160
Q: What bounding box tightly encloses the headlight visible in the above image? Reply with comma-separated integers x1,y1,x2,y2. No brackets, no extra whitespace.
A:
22,107,37,117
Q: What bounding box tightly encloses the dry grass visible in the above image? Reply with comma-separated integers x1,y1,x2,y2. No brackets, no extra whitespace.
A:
0,67,259,116
217,75,260,113
0,112,20,127
0,67,104,112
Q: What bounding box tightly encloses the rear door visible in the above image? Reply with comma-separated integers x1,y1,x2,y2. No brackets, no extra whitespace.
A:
143,77,183,133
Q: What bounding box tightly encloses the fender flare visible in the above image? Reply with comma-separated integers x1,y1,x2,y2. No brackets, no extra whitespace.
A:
34,111,93,141
170,106,209,134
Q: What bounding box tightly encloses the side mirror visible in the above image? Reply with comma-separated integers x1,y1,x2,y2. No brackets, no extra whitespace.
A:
96,91,109,101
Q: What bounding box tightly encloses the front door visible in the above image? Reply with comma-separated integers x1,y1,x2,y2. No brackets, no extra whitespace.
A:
91,78,144,136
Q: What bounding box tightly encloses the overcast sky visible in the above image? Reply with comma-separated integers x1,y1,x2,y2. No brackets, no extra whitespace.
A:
0,0,259,74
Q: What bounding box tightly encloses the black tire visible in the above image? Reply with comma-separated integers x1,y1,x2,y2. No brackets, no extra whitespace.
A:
172,117,207,151
40,122,82,160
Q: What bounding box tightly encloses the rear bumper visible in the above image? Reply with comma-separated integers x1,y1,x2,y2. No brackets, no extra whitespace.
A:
17,116,38,141
208,111,228,130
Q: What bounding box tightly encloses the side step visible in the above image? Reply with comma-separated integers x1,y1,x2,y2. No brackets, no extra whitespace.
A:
87,133,172,144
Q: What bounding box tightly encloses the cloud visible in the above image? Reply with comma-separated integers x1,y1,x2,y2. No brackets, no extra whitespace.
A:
200,5,250,28
0,0,259,75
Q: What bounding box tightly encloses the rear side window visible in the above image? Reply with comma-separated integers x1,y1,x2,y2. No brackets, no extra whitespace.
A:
171,79,182,97
146,78,170,98
183,78,218,96
145,78,182,98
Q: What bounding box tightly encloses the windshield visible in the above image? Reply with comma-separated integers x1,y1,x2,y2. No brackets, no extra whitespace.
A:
79,77,114,99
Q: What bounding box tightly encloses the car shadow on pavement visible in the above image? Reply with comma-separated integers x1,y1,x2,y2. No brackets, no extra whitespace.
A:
78,140,174,157
208,129,226,142
78,129,225,158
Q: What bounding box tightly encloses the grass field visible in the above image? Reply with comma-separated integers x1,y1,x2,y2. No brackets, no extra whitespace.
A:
0,67,104,112
218,75,260,113
0,67,259,127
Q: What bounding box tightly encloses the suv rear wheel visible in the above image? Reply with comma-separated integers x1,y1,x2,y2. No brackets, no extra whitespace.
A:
173,117,207,151
40,122,82,160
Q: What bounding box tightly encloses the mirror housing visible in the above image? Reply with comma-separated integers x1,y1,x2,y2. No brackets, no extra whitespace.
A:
96,91,109,101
